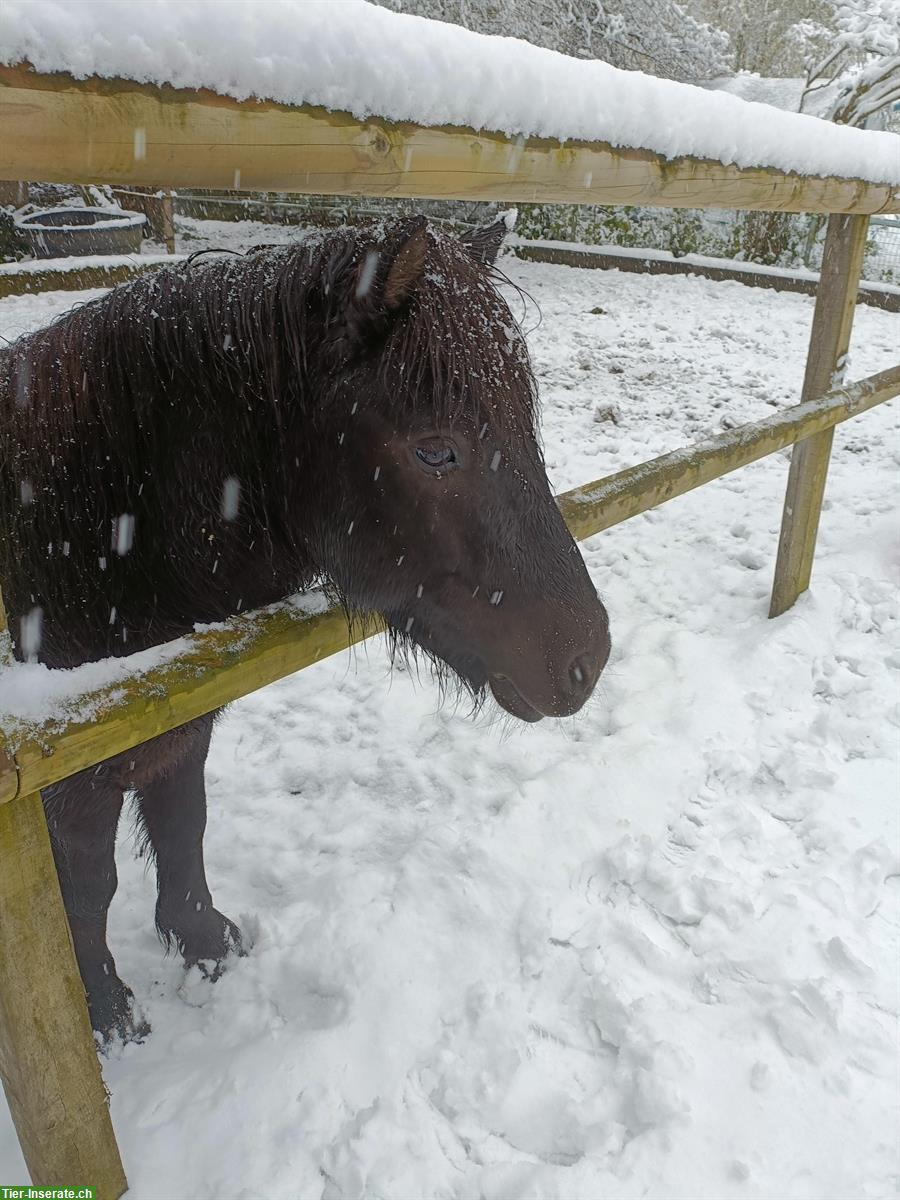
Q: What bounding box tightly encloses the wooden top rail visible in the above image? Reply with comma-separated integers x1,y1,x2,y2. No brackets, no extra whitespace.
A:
0,604,383,805
1,64,898,215
558,361,900,540
2,360,897,805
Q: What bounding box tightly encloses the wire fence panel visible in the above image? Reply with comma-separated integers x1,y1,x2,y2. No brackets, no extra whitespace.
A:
866,217,900,284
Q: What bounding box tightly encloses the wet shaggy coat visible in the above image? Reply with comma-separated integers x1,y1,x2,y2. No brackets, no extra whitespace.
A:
0,218,608,1040
1,221,541,674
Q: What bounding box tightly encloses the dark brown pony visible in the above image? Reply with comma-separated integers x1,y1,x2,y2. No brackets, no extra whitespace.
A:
0,216,609,1042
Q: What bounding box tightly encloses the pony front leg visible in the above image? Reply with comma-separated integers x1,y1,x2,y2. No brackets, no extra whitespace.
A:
42,775,148,1045
134,716,243,975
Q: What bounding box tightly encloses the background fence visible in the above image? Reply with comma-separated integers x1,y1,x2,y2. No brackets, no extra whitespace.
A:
113,189,900,285
866,215,900,282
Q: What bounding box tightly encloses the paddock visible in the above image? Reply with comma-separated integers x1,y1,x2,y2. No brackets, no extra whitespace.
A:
0,45,898,1200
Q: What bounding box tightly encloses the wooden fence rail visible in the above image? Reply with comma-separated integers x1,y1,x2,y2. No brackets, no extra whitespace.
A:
4,360,899,803
1,61,899,1200
2,64,899,215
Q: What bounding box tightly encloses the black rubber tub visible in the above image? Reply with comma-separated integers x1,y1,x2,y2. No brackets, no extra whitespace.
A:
14,207,147,258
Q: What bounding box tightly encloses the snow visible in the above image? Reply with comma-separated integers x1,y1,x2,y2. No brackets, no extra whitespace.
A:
15,206,147,233
0,285,110,343
0,592,330,736
0,252,181,276
1,258,898,1198
2,0,898,186
704,73,809,112
512,235,900,296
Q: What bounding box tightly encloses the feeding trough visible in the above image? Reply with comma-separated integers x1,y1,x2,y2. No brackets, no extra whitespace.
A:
14,206,146,258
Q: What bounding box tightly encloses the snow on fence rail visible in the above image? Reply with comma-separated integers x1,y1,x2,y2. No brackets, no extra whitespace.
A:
1,64,898,216
2,0,899,192
1,41,899,1200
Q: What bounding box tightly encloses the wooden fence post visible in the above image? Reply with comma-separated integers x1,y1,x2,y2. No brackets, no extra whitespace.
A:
110,185,176,251
162,188,176,254
0,590,127,1199
769,213,870,618
0,180,27,207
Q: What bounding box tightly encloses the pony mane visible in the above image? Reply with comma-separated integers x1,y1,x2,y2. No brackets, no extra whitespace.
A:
0,220,540,666
2,221,537,447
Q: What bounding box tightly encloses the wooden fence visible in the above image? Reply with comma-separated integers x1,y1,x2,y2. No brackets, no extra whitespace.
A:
0,63,898,1198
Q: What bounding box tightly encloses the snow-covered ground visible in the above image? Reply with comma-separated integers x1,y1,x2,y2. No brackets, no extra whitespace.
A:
1,255,898,1200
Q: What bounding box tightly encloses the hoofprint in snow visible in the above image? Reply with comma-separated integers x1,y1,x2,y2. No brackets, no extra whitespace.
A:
0,259,897,1200
2,0,899,186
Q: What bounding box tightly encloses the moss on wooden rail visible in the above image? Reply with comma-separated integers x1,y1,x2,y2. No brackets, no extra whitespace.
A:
3,603,384,801
1,362,897,803
1,64,898,215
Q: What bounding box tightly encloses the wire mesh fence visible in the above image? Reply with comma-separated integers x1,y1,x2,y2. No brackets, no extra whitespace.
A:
865,217,900,285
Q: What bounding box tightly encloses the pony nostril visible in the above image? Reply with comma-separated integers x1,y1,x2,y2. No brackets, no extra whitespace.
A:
568,631,610,696
568,654,594,694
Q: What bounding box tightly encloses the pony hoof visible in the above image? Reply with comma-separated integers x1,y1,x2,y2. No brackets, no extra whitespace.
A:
89,982,150,1048
177,909,245,977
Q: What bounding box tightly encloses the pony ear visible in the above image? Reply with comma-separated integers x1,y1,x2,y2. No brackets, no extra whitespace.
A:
459,210,516,267
329,219,428,360
354,217,429,315
381,217,429,309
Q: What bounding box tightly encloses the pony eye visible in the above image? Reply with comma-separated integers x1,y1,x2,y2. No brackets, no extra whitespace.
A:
415,443,457,470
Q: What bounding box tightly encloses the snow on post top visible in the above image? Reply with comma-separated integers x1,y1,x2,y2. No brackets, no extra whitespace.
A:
2,0,898,187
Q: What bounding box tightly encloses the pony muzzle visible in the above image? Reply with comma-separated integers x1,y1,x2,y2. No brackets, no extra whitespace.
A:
487,617,610,722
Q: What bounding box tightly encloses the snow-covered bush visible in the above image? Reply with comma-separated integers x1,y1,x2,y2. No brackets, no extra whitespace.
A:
514,203,739,261
800,0,900,127
731,210,809,265
374,0,731,81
